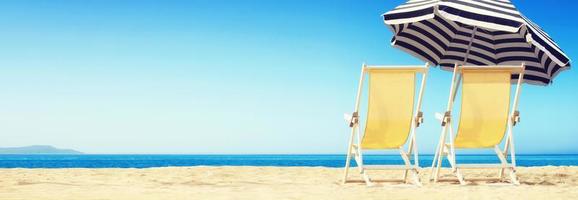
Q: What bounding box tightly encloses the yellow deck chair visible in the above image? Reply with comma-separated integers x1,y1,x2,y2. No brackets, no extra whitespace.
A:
343,63,429,186
430,64,525,185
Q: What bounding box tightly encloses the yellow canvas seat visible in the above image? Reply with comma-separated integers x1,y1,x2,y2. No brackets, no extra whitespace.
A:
362,70,416,149
343,63,429,186
430,64,525,185
454,71,512,148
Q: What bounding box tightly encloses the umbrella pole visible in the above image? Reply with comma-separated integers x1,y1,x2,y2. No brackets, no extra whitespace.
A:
464,26,477,65
451,26,477,102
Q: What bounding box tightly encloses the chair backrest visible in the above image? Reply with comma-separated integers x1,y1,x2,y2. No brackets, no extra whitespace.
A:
361,69,417,149
454,68,513,148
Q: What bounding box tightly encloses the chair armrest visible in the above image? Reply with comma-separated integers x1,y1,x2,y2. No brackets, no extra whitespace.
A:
511,110,520,126
344,112,359,127
435,112,444,122
343,113,352,124
435,112,451,126
415,111,424,127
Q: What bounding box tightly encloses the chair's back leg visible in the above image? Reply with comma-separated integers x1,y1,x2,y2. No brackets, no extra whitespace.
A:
500,133,511,179
508,123,518,170
447,125,457,171
400,147,412,183
504,130,520,185
509,167,520,185
412,133,419,169
497,139,510,180
433,126,449,183
430,130,444,181
401,145,422,186
494,145,509,180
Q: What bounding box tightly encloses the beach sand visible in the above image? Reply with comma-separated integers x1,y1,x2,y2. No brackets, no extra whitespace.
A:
0,166,577,200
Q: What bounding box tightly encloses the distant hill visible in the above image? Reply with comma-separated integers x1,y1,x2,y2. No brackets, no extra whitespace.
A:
0,145,83,154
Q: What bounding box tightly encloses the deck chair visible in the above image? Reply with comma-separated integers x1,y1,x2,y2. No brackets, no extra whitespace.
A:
343,63,429,186
430,64,525,185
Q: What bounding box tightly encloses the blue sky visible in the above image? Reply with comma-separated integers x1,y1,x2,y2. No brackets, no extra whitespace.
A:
0,0,576,154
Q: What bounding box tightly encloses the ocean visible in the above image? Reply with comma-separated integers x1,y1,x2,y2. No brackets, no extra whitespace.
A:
0,154,577,168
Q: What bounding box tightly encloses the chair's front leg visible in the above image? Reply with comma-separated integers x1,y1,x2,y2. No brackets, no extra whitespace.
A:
400,148,411,183
342,125,357,184
351,126,372,186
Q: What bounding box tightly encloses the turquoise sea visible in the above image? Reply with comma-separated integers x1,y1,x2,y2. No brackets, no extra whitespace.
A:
0,154,577,168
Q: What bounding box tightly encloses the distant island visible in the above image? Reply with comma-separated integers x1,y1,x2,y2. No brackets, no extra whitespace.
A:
0,145,83,154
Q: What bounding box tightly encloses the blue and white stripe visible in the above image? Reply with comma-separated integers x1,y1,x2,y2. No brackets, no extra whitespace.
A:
383,0,570,85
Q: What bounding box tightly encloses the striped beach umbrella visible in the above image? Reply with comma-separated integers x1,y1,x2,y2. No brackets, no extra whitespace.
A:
383,0,570,85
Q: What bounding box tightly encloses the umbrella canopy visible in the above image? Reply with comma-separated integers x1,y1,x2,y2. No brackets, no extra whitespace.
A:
383,0,570,85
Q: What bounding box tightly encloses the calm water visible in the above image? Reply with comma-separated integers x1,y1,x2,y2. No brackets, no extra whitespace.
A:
0,154,577,168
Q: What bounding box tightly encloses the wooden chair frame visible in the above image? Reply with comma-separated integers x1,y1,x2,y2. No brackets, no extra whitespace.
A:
429,63,525,185
343,63,429,186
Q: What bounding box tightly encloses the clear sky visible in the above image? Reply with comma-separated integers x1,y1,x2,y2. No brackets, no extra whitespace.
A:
0,0,576,154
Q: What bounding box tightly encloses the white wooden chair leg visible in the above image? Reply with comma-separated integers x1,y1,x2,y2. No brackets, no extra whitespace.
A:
447,125,456,173
359,167,372,186
403,170,409,183
451,156,466,185
497,129,520,185
342,127,357,184
434,126,449,183
353,125,373,186
509,131,519,185
447,148,466,185
509,128,518,169
494,145,508,182
429,139,440,181
499,125,513,180
496,148,508,182
408,149,422,187
400,149,411,184
403,171,409,183
447,126,465,185
455,169,466,185
402,142,413,183
509,169,520,185
352,148,362,173
430,126,446,181
401,147,421,186
411,170,422,186
352,146,372,186
355,157,372,186
406,166,422,187
495,141,520,185
343,151,351,184
433,147,443,182
403,134,421,186
499,140,509,180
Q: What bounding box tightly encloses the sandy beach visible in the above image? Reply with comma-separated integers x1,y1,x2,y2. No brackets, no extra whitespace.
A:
0,166,576,200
